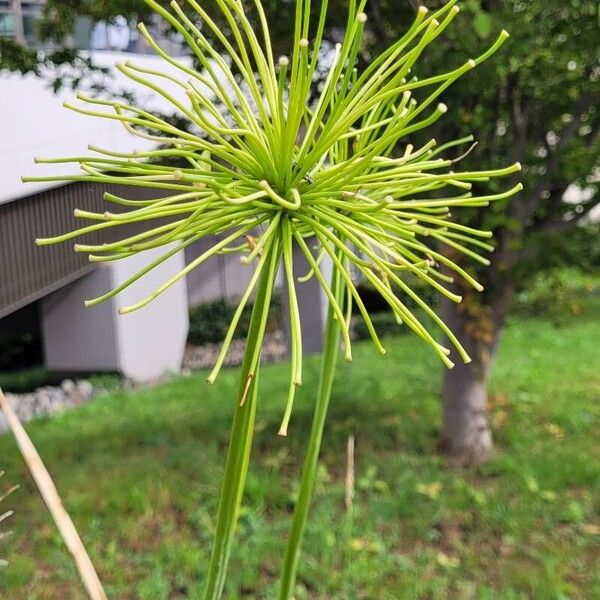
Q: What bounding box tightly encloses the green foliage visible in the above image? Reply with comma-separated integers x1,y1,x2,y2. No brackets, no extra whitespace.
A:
0,39,111,91
352,311,402,341
0,470,18,571
27,2,522,592
0,324,49,394
0,299,599,598
379,0,600,300
0,0,332,91
188,296,282,347
188,299,254,347
0,331,42,372
354,265,600,336
0,367,50,395
522,224,600,277
513,267,600,322
6,0,596,304
9,0,596,594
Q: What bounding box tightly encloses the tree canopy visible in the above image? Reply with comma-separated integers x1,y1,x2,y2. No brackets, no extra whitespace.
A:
2,0,598,312
4,0,597,274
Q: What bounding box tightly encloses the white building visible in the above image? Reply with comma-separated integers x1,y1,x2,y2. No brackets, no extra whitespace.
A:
0,7,259,381
1,3,328,382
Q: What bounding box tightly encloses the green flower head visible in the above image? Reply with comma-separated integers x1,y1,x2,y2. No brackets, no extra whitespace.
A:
26,0,521,434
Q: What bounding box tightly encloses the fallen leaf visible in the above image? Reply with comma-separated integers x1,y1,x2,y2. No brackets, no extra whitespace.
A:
545,423,564,439
525,476,539,493
416,481,442,500
581,524,600,536
350,538,384,553
436,551,460,568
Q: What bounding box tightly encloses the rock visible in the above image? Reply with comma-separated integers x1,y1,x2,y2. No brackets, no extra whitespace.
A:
61,379,76,394
0,378,100,436
183,329,288,372
35,389,52,415
76,380,94,400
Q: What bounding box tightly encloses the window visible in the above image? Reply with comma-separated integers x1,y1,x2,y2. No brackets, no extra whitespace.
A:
0,0,45,45
0,13,17,38
21,5,42,45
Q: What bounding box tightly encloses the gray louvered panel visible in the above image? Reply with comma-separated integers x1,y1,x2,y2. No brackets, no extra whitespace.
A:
0,182,168,318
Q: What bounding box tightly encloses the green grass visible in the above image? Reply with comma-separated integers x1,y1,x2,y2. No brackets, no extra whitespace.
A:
0,367,51,395
1,300,599,599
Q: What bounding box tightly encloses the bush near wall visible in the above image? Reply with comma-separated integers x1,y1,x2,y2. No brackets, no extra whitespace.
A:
0,332,42,372
352,268,600,340
513,268,600,323
188,295,283,346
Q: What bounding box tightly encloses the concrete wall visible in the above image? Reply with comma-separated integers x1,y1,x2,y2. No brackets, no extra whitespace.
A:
184,237,256,306
41,245,189,381
0,51,192,205
282,244,331,355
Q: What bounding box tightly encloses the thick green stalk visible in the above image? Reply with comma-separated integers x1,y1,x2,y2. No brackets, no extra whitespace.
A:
278,265,343,600
203,239,281,600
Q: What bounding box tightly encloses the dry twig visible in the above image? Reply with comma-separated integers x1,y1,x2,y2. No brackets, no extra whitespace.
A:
0,388,107,600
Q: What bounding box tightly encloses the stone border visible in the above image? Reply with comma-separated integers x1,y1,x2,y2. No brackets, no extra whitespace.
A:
0,330,288,434
0,379,96,434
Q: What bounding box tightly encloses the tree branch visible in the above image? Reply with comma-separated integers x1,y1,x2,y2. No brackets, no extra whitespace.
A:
556,88,598,153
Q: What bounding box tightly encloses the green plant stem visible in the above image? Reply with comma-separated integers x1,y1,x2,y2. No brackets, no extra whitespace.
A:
278,265,343,600
203,240,281,600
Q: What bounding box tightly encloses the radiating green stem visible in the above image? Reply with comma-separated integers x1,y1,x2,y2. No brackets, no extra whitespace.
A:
278,263,343,600
203,240,281,600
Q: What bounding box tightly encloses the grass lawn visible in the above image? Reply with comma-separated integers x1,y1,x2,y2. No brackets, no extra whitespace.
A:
1,300,599,599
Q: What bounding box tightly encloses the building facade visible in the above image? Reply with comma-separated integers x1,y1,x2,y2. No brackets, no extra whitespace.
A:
0,4,327,382
0,8,248,381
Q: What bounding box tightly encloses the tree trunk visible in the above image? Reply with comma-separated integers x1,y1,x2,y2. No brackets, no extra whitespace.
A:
440,296,494,464
442,364,493,465
439,278,514,464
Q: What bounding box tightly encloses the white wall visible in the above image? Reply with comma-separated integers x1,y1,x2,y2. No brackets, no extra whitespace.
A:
41,244,189,381
0,51,193,205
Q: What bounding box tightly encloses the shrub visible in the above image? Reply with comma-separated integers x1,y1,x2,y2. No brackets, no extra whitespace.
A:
514,268,600,323
188,295,282,346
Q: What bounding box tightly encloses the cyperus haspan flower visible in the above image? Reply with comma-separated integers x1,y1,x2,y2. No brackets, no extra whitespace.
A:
24,0,521,597
27,0,520,431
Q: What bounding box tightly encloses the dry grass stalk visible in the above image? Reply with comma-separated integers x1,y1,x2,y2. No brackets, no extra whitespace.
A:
345,435,355,514
0,388,107,600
